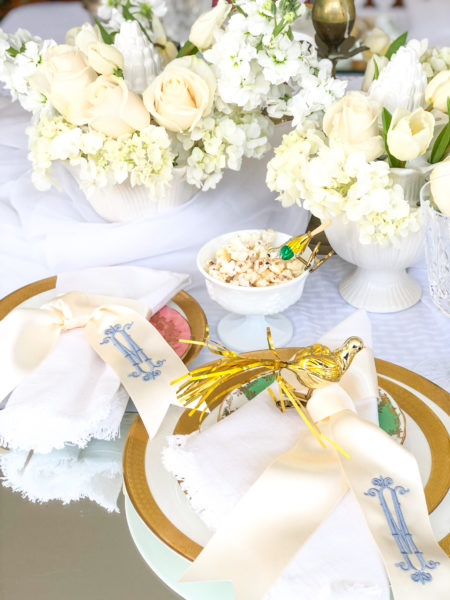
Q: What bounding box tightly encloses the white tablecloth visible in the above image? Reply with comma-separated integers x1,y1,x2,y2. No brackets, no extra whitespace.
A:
0,93,448,390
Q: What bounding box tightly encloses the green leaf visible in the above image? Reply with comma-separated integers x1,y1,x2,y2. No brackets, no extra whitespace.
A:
385,31,408,60
113,67,124,78
6,42,26,57
373,58,380,80
429,98,450,163
286,27,294,42
94,18,116,44
381,107,406,168
273,20,286,37
176,40,199,58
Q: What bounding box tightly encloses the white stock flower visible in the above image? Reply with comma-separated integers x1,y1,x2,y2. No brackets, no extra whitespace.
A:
202,0,340,122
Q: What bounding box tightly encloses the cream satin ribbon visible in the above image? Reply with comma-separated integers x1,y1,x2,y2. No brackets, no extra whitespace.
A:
181,349,450,599
0,291,188,439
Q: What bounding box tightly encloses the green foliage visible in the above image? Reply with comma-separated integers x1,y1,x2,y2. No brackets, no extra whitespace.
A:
176,41,199,58
382,107,406,168
429,97,450,164
94,18,116,44
385,32,408,60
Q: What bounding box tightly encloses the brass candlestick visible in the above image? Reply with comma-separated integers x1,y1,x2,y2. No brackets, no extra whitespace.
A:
312,0,367,75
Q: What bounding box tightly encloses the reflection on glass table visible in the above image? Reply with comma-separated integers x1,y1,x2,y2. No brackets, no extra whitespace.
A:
0,413,181,600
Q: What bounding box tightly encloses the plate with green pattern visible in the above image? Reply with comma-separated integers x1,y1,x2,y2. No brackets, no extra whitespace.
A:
201,373,406,443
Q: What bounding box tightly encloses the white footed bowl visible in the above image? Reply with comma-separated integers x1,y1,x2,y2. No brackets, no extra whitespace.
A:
326,216,424,313
66,165,197,222
197,230,310,350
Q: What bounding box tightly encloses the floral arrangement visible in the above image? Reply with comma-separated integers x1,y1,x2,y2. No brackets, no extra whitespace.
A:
267,34,450,245
0,0,345,198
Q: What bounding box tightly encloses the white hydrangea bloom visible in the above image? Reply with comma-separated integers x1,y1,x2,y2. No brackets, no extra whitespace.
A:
420,44,450,79
267,121,421,244
27,116,175,195
175,106,273,190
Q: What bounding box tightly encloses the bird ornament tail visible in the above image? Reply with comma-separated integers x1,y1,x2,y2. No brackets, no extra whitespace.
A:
172,330,364,456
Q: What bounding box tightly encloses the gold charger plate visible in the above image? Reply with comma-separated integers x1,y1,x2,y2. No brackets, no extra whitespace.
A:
123,354,450,560
0,276,208,366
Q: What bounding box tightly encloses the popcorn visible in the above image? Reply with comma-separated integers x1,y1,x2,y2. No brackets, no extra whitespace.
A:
206,231,306,287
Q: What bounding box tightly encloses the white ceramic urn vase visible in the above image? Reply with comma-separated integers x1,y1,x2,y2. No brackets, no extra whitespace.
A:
326,168,426,313
67,165,197,222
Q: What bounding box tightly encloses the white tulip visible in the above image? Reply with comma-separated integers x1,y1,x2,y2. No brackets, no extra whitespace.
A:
430,158,450,215
387,108,435,162
362,55,389,93
86,42,124,76
189,0,230,51
426,70,450,113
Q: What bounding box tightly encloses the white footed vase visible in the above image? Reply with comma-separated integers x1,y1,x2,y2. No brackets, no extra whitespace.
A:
326,169,426,313
66,165,198,222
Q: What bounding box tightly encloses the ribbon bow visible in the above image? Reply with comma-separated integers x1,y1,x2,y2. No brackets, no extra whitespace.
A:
180,349,450,600
0,291,188,440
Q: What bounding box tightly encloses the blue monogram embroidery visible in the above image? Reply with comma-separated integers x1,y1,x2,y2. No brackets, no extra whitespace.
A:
365,476,440,584
101,322,165,381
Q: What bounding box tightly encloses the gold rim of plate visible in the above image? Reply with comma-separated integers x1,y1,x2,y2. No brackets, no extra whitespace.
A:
0,276,208,365
123,353,450,561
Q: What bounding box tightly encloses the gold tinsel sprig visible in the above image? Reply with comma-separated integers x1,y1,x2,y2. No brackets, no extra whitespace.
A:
172,331,364,455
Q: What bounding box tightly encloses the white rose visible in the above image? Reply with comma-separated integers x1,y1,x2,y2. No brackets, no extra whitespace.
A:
323,91,384,162
430,158,450,215
426,70,450,113
362,55,389,92
143,56,216,132
66,23,101,52
34,44,97,124
86,75,150,138
362,27,391,60
387,108,435,161
189,0,230,51
86,42,124,75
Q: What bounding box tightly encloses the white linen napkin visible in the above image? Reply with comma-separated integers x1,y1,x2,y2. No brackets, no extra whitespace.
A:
0,266,190,453
163,310,390,600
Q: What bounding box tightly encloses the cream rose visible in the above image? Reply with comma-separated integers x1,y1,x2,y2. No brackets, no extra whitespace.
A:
426,70,450,113
189,0,230,51
387,108,435,162
430,158,450,215
86,75,150,137
143,56,216,132
362,55,389,93
35,45,97,125
86,42,124,76
323,91,384,161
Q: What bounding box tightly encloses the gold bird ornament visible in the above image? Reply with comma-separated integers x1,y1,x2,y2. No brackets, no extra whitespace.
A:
173,332,364,454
